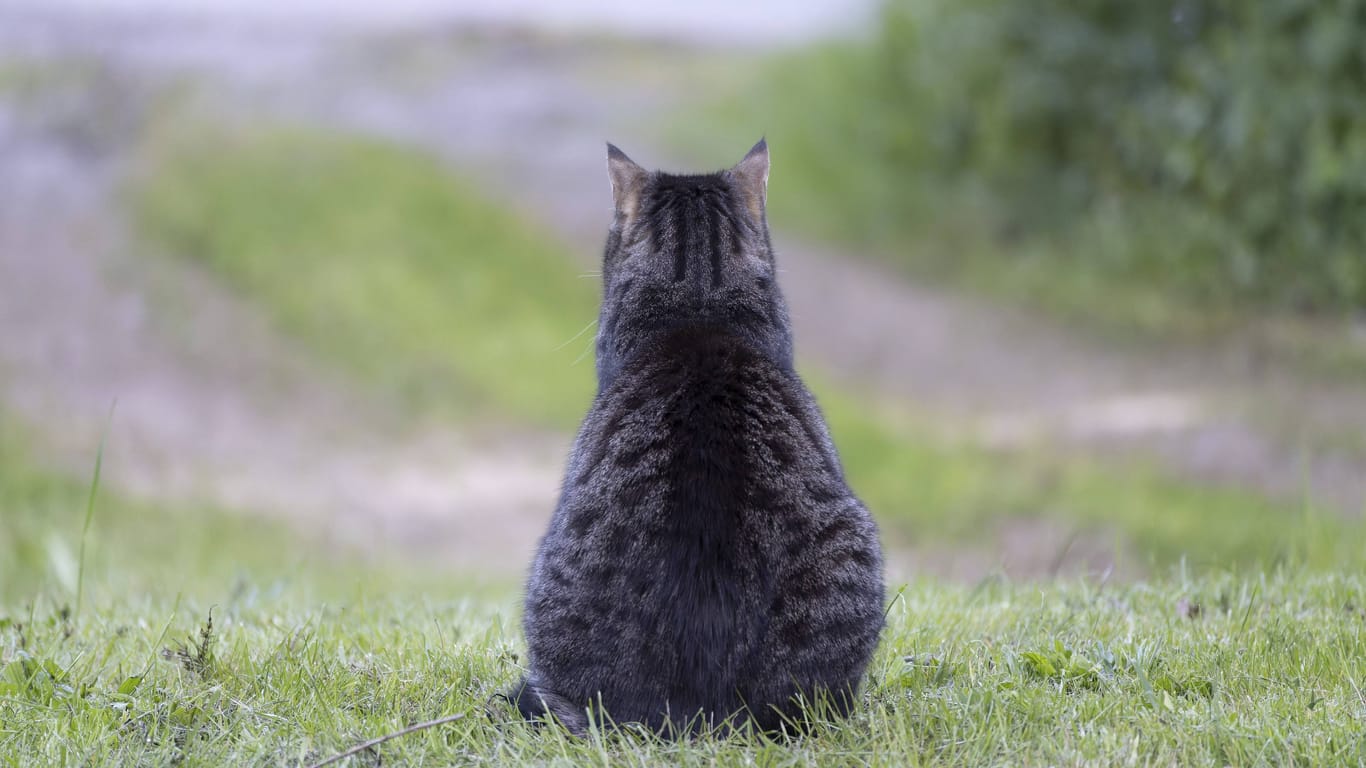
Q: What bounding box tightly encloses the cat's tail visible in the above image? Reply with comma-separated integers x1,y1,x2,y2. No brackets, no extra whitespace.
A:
506,677,589,736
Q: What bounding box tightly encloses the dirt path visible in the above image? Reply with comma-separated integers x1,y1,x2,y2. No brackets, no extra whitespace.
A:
1,11,1362,587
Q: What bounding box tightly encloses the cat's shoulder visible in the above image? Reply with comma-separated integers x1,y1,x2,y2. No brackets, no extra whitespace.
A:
625,326,786,391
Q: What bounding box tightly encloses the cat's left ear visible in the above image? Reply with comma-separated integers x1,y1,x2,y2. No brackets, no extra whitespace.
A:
730,138,769,220
607,143,647,220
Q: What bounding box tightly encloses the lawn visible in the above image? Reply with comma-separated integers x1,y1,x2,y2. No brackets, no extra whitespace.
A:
4,426,1363,765
3,450,1364,767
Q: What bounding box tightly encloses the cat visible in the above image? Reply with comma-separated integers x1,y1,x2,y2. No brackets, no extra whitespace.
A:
509,140,885,736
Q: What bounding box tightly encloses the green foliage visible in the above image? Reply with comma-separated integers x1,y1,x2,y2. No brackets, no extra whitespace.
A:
1018,641,1102,690
0,654,78,705
893,0,1365,310
718,0,1366,317
131,122,599,428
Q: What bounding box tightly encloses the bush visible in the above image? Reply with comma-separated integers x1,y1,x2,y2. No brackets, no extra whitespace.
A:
821,0,1366,313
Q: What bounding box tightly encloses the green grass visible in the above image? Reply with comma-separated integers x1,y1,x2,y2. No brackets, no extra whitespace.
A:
5,536,1365,765
125,117,1363,572
4,421,1365,765
819,391,1362,571
0,415,476,609
131,121,600,429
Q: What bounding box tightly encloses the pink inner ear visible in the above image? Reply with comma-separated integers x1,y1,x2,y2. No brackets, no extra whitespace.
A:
608,152,647,218
732,144,769,218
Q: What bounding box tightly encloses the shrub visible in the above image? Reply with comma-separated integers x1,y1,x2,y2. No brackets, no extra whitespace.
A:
822,0,1366,313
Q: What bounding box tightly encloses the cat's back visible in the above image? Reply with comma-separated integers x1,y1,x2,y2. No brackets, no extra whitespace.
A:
578,324,843,517
531,326,857,722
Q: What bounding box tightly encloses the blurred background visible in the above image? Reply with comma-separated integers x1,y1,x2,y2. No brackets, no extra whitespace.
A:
2,0,1364,599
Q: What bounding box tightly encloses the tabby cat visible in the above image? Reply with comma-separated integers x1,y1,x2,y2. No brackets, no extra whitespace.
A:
510,140,884,736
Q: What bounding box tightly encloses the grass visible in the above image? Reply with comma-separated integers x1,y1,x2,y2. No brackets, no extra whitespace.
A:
130,120,600,430
125,115,1364,572
0,424,378,606
818,392,1362,571
5,505,1366,766
4,420,1364,764
3,420,1363,765
72,407,107,619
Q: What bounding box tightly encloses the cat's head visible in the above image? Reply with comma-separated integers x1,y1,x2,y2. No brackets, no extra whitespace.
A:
594,140,793,391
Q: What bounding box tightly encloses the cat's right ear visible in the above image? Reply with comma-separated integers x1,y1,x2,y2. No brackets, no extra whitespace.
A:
607,143,647,220
730,138,769,221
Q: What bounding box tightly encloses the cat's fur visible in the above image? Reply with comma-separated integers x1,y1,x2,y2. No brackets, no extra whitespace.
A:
510,141,884,736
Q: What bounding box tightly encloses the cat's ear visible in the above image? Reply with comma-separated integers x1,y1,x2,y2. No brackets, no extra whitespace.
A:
607,143,647,219
730,138,769,220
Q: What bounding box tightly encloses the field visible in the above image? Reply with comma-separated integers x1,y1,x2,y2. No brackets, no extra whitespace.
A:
4,458,1363,765
3,115,1363,766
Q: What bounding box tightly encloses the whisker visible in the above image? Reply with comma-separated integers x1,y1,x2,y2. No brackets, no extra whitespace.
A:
553,317,600,352
572,334,597,367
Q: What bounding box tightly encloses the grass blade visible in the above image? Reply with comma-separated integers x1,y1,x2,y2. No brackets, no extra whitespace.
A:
76,400,115,617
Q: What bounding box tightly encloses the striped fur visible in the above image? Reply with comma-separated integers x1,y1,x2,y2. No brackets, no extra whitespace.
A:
511,142,884,736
